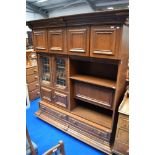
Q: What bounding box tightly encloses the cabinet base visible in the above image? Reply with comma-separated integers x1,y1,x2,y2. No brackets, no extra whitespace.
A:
35,110,112,155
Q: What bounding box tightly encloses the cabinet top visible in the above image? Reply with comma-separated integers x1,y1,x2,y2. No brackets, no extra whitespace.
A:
26,9,129,29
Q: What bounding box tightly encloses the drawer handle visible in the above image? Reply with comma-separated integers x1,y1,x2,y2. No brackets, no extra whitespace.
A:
33,69,37,73
36,83,39,87
37,92,40,95
35,76,38,79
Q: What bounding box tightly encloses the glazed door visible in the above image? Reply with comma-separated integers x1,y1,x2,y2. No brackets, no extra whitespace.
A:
39,55,52,87
90,26,118,58
54,56,68,91
48,28,66,54
67,27,89,56
33,30,48,52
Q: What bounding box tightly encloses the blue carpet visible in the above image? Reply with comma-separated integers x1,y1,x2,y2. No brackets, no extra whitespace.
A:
26,98,107,155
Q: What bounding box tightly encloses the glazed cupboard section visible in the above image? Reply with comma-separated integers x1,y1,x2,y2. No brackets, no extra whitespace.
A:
27,9,129,154
33,25,124,59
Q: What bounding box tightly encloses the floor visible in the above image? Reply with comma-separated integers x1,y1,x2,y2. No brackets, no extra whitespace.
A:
26,98,107,155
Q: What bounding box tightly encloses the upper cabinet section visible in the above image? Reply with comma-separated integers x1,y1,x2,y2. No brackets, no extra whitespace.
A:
33,30,48,53
48,28,67,54
67,27,89,56
90,26,120,59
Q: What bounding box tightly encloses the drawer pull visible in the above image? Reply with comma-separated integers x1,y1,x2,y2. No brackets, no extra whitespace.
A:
35,76,38,79
93,50,112,55
37,92,40,95
33,69,37,73
70,48,85,53
36,83,39,87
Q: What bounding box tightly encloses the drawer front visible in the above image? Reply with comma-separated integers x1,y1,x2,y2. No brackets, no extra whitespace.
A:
41,87,52,102
27,81,39,92
29,89,40,101
113,141,129,155
74,81,114,109
26,67,38,75
119,115,129,131
40,105,67,121
117,128,129,144
54,91,68,108
68,117,110,141
26,74,38,83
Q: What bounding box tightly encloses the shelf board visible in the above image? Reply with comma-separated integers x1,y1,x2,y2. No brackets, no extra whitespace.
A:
71,105,112,129
70,74,116,89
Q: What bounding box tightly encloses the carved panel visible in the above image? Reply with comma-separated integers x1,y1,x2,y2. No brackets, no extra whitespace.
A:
48,28,66,54
33,30,47,52
67,27,89,56
90,26,117,58
41,87,52,102
74,81,114,109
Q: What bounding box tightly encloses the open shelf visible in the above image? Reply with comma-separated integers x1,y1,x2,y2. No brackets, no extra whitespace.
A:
70,74,116,89
71,100,112,129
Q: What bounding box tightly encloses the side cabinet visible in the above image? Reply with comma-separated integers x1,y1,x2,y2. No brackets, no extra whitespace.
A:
90,26,120,59
48,28,67,54
33,29,48,53
67,27,90,56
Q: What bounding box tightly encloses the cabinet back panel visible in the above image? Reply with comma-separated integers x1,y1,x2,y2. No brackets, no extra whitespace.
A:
70,60,118,81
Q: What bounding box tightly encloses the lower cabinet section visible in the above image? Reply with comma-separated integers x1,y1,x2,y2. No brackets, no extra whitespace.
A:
29,89,40,101
41,87,52,102
37,102,112,154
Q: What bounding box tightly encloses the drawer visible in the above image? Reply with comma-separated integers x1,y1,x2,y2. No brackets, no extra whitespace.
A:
117,128,129,144
40,105,67,121
113,141,129,155
54,91,68,108
119,115,129,130
26,67,38,75
29,89,40,101
74,81,114,109
41,87,52,102
68,116,109,141
26,74,38,83
27,81,39,92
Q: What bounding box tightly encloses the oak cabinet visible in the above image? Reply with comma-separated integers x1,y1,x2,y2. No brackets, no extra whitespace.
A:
27,9,129,154
67,27,89,56
90,26,118,58
33,30,48,52
48,28,66,54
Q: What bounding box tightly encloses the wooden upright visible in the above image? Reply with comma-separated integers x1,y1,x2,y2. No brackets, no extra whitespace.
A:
27,9,129,154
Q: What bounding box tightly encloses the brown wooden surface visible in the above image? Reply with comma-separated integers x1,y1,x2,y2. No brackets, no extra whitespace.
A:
26,66,38,75
27,81,39,92
90,26,118,58
48,28,67,54
67,26,90,56
33,29,48,53
29,89,40,101
70,74,116,89
71,105,112,129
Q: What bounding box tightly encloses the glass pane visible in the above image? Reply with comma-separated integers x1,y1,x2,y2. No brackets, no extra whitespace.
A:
56,58,66,87
41,57,50,82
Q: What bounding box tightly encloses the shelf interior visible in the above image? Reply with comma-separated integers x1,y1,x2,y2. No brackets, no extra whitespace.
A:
71,100,113,129
70,74,116,89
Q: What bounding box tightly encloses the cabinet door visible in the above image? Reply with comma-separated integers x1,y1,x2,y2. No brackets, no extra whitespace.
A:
67,27,89,56
39,55,52,87
53,91,68,108
33,30,48,52
41,87,52,102
90,26,118,58
48,28,66,54
53,56,68,91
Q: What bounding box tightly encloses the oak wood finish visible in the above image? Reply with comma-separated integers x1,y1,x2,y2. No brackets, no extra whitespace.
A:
90,26,120,59
27,9,129,155
67,27,90,56
48,28,67,54
33,29,48,52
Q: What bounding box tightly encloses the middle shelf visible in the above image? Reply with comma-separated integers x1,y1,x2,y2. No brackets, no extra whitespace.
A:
70,74,116,89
